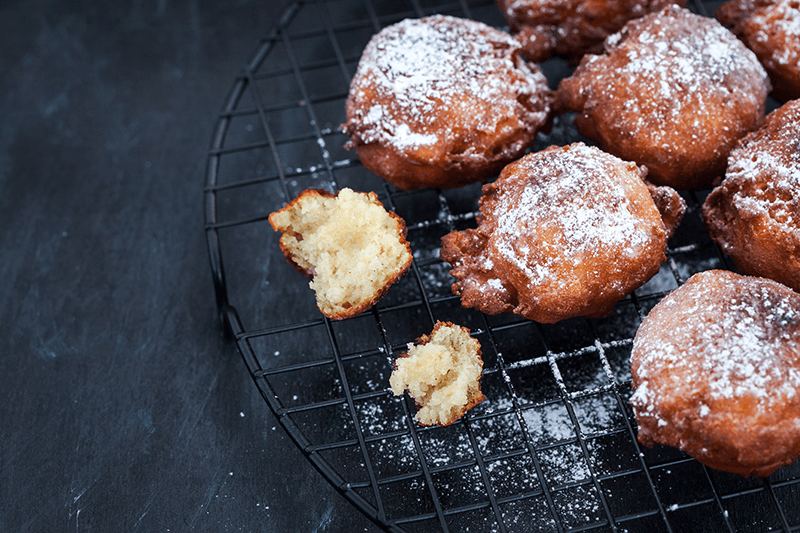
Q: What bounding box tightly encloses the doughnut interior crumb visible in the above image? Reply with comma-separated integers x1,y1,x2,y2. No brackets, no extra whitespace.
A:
389,322,484,426
268,188,412,319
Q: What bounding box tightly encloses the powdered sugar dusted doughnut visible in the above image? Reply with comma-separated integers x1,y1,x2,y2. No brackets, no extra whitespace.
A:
718,0,800,99
557,5,770,189
631,270,800,477
343,15,551,190
703,99,800,292
498,0,685,62
441,143,684,324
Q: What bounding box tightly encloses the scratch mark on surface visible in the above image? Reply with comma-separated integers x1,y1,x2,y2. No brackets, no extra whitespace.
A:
41,347,58,359
133,501,151,529
43,92,68,117
312,503,333,533
177,374,218,440
67,476,101,520
73,486,88,504
186,469,227,528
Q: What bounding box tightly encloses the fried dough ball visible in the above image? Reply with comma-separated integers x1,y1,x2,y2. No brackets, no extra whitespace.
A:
703,99,800,292
557,5,770,189
440,143,685,324
497,0,685,62
343,15,551,190
631,270,800,477
718,0,800,99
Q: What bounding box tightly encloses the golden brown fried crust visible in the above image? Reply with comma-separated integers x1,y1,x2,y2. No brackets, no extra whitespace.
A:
556,5,770,189
646,183,686,238
497,0,685,62
267,189,413,320
343,15,551,190
441,143,683,324
440,388,486,427
703,100,800,292
415,322,484,427
631,270,800,477
718,0,800,100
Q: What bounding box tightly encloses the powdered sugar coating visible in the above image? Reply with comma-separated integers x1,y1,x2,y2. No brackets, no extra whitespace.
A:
344,15,551,189
750,0,800,66
726,101,800,229
728,150,800,226
631,270,800,476
718,0,800,98
633,273,800,408
498,0,684,61
703,99,800,290
558,5,769,188
441,143,679,324
489,145,657,287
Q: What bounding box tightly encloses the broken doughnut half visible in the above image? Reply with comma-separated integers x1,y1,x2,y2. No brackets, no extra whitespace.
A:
390,322,484,426
268,188,412,320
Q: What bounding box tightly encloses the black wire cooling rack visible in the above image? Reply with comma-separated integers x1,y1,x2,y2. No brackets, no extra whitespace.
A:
204,0,800,530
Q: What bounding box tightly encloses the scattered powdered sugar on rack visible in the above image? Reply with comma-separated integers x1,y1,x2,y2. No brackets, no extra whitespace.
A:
419,261,452,296
632,272,800,425
420,427,473,467
345,15,549,153
490,144,655,290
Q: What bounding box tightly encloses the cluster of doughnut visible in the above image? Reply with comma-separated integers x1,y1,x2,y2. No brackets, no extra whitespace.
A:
266,4,800,475
718,0,800,99
498,0,686,61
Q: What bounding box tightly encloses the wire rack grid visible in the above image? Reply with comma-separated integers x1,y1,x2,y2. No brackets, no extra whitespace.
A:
203,0,800,530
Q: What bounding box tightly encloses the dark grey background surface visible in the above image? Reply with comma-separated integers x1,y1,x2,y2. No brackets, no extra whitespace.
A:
0,1,377,531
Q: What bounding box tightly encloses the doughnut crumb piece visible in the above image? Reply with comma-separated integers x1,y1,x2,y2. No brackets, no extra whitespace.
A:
268,188,412,320
390,322,484,426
